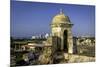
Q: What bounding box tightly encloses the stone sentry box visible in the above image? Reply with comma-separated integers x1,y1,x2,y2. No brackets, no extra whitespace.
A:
51,9,74,54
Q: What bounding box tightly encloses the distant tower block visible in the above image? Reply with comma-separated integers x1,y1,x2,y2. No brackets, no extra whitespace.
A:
51,9,74,54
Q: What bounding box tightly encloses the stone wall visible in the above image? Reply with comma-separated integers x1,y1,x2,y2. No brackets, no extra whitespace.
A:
73,37,95,57
38,46,53,64
64,53,95,63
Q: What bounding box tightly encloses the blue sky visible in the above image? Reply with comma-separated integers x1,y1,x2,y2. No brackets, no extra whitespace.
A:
11,1,95,38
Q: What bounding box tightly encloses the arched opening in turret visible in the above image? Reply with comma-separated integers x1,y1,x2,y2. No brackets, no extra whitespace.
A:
63,30,68,53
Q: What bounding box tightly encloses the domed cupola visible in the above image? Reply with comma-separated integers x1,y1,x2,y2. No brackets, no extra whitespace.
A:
52,9,71,24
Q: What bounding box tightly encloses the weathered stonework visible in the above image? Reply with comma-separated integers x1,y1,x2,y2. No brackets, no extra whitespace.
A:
51,9,74,54
38,46,53,64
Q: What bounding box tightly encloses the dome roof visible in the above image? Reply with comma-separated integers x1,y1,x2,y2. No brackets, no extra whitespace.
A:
52,9,70,24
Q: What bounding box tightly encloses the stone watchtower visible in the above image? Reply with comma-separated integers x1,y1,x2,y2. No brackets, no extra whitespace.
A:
51,9,73,54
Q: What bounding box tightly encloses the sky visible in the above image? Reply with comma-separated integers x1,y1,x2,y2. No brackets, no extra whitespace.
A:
10,0,95,38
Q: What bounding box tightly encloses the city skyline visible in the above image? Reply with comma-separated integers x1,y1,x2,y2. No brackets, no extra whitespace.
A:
11,1,95,38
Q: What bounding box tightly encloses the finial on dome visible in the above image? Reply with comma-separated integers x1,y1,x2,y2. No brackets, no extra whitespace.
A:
60,8,63,14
